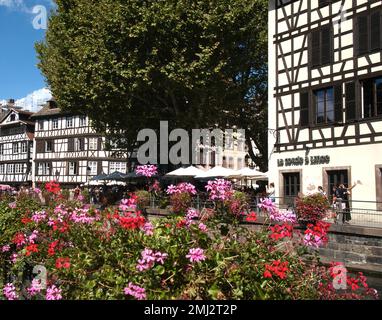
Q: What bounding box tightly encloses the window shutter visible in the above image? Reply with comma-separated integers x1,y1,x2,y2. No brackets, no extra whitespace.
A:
321,27,332,65
311,30,321,67
300,92,310,126
334,84,343,122
51,140,55,153
78,138,85,151
68,138,74,152
36,140,44,153
358,15,369,55
98,138,103,151
345,82,357,121
370,12,381,51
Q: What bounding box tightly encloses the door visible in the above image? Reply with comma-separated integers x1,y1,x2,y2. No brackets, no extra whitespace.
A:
327,170,349,198
283,173,301,199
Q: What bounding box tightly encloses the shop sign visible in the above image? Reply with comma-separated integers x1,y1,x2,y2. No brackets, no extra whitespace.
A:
277,155,330,167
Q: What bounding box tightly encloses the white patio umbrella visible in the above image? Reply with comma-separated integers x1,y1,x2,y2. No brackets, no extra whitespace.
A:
81,180,104,187
107,180,126,186
195,166,237,179
165,167,186,176
228,167,266,179
166,165,205,177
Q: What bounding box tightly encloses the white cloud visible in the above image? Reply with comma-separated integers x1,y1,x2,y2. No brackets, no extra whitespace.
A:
1,88,52,112
0,0,54,14
0,0,24,8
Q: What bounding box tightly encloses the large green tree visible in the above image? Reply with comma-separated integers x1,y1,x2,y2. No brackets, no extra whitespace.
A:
37,0,268,170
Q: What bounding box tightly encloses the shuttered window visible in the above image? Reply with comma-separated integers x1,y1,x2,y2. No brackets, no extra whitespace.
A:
357,11,382,55
362,77,382,119
334,84,343,123
67,138,74,152
371,12,381,51
345,82,357,121
300,92,310,127
311,27,333,67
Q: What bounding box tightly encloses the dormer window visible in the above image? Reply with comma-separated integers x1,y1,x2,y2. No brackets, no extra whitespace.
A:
10,114,16,122
79,115,86,127
52,119,59,130
66,117,73,128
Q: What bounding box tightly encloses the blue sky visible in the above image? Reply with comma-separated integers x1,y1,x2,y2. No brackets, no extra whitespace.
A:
0,0,55,100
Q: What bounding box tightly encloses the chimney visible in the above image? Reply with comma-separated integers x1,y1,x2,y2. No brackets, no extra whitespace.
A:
7,99,15,107
47,99,57,109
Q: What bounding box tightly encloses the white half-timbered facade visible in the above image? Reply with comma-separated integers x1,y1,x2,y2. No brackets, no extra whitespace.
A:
269,0,382,211
32,100,129,187
0,104,34,185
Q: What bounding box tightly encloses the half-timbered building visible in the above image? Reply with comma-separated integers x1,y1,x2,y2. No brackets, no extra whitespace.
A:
268,0,382,211
0,100,34,186
31,100,129,187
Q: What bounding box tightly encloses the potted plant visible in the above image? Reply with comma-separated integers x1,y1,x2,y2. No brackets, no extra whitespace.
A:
295,193,330,227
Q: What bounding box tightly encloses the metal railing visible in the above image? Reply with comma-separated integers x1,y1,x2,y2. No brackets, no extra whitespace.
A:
147,195,382,228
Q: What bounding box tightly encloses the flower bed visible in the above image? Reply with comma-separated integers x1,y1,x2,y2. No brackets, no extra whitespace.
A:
0,179,378,300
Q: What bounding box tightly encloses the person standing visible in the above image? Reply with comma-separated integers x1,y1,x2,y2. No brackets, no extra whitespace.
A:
318,186,327,197
339,183,357,224
266,183,276,203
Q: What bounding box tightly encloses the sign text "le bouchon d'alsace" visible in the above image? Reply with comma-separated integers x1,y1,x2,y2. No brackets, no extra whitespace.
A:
277,155,330,167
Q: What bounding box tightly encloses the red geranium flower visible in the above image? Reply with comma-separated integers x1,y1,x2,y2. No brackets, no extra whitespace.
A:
45,181,61,195
269,224,293,241
55,257,71,269
13,233,26,247
176,219,187,228
48,240,59,256
117,211,145,230
21,215,33,225
263,260,289,280
245,212,257,222
25,244,39,257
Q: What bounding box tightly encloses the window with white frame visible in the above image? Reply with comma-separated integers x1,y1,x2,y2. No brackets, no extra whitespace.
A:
79,115,86,127
7,164,14,174
0,164,5,174
52,118,59,129
237,158,243,170
0,144,4,155
21,142,28,153
15,163,23,174
109,162,127,173
88,161,97,176
68,162,78,175
46,141,53,152
38,163,50,176
13,143,19,154
88,138,98,150
66,117,73,128
38,121,44,130
229,157,234,169
74,138,85,151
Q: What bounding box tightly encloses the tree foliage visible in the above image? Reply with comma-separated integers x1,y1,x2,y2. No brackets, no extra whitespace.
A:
37,0,268,169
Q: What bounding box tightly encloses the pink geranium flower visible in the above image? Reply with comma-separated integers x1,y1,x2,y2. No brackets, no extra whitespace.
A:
124,283,146,300
46,285,62,300
186,248,206,263
3,283,18,300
